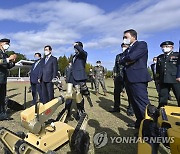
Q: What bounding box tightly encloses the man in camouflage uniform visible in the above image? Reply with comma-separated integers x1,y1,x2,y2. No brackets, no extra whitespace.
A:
93,61,107,96
156,41,180,108
0,38,17,120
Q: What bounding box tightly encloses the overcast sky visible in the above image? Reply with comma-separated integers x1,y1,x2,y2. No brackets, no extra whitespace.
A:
0,0,180,69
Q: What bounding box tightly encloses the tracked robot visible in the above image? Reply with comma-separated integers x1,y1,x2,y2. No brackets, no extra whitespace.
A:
0,78,90,154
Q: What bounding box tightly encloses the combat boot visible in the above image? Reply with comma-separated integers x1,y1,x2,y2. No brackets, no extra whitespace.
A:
0,105,12,121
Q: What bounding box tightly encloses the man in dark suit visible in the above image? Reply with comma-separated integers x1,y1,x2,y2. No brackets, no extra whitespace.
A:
38,45,58,104
66,41,88,120
30,53,43,105
119,29,151,129
156,41,180,107
0,38,17,120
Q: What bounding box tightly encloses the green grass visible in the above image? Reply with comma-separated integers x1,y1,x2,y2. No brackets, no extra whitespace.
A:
0,79,177,154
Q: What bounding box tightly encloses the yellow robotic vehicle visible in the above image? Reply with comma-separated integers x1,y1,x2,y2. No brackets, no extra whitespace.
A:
0,82,90,154
138,104,180,154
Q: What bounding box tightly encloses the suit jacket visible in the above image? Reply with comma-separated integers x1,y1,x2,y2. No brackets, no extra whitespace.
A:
30,59,42,84
157,51,179,83
120,41,151,83
0,50,15,84
177,52,180,78
39,55,58,82
72,45,87,81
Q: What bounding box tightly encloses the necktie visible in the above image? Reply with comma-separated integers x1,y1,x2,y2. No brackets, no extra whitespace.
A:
154,64,156,74
72,54,76,63
33,61,38,70
45,57,48,64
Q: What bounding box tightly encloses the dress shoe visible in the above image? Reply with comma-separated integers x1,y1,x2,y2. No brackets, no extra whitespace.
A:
127,108,134,116
104,92,107,96
67,111,71,118
127,111,134,116
109,109,120,113
127,123,140,129
0,113,13,121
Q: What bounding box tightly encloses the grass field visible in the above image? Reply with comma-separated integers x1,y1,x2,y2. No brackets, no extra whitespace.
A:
0,79,177,154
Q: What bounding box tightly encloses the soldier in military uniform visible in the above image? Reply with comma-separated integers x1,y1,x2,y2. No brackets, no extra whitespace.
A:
93,61,107,96
0,38,17,120
109,43,128,112
156,41,180,108
176,50,180,82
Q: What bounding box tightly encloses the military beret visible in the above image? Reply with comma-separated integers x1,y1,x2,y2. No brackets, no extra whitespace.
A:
74,41,83,47
160,41,174,47
0,38,10,43
96,60,101,63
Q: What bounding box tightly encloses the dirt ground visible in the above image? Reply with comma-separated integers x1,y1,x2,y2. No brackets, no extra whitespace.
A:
0,79,177,154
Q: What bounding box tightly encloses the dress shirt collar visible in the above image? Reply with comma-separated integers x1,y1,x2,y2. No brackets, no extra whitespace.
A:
46,54,52,59
130,40,137,47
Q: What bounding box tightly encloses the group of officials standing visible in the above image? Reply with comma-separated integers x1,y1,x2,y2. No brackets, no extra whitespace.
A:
30,42,88,120
110,29,180,129
0,29,180,127
30,45,58,105
0,39,88,121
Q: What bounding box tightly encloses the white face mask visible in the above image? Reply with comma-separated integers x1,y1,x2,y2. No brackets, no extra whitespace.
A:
162,47,171,53
44,50,50,56
123,38,131,45
122,47,127,52
34,57,40,61
153,61,157,64
3,44,10,50
97,63,101,66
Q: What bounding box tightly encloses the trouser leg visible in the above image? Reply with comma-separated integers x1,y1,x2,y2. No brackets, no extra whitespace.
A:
124,82,134,115
113,76,123,110
95,78,99,93
75,85,85,120
46,82,54,102
31,83,37,105
0,84,6,113
99,78,107,93
37,83,43,102
158,83,169,108
171,83,180,107
128,82,150,126
42,82,48,103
